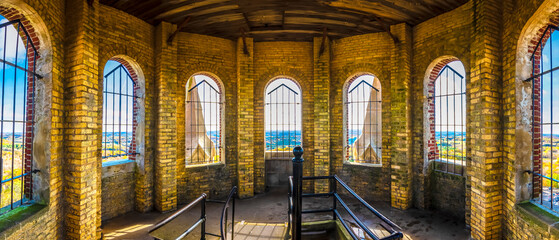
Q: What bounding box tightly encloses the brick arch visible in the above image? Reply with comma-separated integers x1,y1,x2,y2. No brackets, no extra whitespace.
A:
0,6,41,56
184,71,225,100
257,67,308,96
336,63,390,88
343,72,382,92
264,75,302,94
516,5,559,201
0,2,54,204
422,56,464,174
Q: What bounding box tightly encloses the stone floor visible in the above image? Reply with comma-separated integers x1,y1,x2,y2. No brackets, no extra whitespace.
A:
102,187,470,240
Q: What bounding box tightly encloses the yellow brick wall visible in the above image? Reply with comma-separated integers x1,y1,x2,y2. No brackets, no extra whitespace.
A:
97,3,156,218
0,0,65,239
253,41,315,193
411,0,473,224
176,32,237,202
2,1,559,240
330,32,393,202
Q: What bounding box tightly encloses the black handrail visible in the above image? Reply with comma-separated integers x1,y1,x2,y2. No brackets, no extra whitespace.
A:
289,146,404,240
220,186,237,240
149,194,207,240
149,186,237,240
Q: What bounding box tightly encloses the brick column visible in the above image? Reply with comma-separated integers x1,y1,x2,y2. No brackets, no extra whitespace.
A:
313,36,330,192
469,0,503,239
389,23,413,210
154,22,178,212
237,37,255,198
63,0,100,239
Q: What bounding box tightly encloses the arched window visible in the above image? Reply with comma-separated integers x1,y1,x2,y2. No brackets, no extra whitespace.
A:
185,74,223,165
102,60,136,165
344,74,382,165
265,78,302,160
0,15,38,213
531,25,559,211
429,61,466,175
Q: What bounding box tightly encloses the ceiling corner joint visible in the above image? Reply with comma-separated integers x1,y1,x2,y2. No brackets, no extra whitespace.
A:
167,16,191,44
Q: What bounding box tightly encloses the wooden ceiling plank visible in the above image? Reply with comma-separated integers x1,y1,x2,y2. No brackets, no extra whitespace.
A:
100,0,468,42
126,0,161,15
165,3,240,22
155,0,230,19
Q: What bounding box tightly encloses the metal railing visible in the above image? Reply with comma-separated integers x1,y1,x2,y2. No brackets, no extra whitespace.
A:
149,186,237,240
288,146,403,240
0,18,39,214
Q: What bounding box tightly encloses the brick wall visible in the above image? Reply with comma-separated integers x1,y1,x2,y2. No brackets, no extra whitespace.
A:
154,22,178,212
176,32,237,202
411,1,473,223
5,1,559,239
237,36,255,198
101,163,135,221
429,171,466,219
503,0,559,239
330,32,393,202
0,0,65,239
253,41,315,192
97,4,156,214
63,0,101,238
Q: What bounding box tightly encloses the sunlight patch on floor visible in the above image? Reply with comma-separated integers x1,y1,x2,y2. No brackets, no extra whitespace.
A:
232,221,287,240
104,224,153,240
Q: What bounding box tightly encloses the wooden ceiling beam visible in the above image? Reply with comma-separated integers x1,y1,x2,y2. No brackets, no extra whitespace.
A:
240,27,249,55
372,15,399,43
167,16,191,43
319,27,327,56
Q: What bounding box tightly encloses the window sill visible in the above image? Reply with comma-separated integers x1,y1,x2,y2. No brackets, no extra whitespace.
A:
102,159,135,168
102,159,135,178
343,161,382,168
0,203,46,234
185,162,224,169
516,201,559,237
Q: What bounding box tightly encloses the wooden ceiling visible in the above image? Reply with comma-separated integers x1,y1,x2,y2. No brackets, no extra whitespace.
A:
100,0,468,41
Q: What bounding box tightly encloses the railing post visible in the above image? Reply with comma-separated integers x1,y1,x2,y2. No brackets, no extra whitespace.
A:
331,177,337,220
292,146,304,240
201,197,206,240
232,191,236,240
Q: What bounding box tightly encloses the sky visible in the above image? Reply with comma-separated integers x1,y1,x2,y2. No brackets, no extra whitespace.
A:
540,29,559,135
103,60,134,135
0,15,31,135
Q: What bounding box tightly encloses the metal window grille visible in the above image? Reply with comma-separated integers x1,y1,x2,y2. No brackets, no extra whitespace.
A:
433,64,466,175
265,79,302,160
102,63,136,162
529,25,559,211
345,76,382,164
185,75,222,165
0,19,38,214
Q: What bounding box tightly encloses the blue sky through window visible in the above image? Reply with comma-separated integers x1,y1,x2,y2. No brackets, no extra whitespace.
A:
540,29,559,134
0,15,30,134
